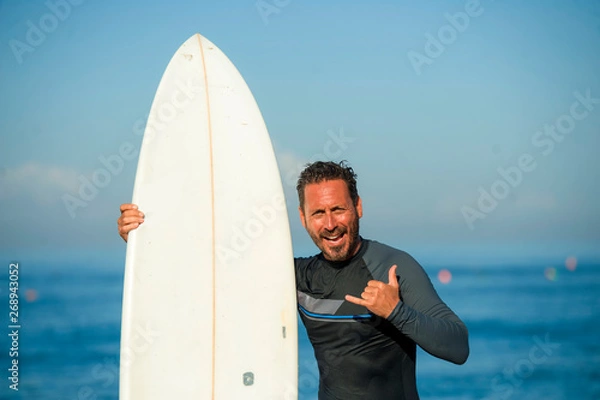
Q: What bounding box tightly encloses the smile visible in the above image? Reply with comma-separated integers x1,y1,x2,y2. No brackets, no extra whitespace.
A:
323,233,344,245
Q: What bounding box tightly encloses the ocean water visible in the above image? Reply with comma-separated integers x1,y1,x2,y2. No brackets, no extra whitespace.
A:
0,259,599,400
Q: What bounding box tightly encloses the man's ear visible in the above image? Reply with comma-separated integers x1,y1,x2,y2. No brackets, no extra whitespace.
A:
355,196,363,219
299,206,307,229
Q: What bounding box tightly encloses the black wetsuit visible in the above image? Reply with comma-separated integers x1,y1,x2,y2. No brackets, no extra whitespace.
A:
295,238,469,400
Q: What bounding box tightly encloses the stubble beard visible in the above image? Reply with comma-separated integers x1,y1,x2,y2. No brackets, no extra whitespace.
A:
310,214,361,262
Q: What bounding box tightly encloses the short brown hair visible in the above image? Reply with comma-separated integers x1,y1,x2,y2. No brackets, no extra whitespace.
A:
296,161,358,210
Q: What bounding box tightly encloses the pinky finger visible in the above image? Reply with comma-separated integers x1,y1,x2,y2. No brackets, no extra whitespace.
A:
345,294,365,306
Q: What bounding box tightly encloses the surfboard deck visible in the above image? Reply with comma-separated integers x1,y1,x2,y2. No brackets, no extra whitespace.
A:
120,33,298,400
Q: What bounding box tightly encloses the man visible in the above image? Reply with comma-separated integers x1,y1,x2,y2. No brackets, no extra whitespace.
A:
118,161,469,400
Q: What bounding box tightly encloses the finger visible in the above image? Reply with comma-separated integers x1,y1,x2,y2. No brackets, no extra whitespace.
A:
388,265,398,287
118,215,144,225
118,210,144,223
366,280,386,289
119,222,141,234
360,291,374,301
123,210,145,219
345,294,366,306
363,286,379,295
120,203,138,213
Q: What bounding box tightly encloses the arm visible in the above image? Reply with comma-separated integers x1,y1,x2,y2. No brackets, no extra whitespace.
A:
346,256,469,364
387,255,469,365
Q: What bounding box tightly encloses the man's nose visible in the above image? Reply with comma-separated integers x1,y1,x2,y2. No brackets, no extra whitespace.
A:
325,213,336,230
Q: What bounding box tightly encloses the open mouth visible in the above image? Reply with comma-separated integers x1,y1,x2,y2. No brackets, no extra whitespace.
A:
322,233,345,246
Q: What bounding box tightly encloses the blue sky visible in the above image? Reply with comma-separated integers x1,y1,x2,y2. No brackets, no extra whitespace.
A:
0,0,599,266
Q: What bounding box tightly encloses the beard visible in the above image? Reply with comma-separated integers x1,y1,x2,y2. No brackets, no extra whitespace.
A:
309,213,361,262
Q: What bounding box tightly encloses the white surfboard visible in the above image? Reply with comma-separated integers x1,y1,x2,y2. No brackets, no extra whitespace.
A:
120,34,298,400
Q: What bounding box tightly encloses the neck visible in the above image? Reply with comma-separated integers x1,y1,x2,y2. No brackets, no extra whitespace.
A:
350,236,362,258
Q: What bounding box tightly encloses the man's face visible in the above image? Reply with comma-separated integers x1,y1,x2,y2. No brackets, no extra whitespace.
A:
299,179,363,262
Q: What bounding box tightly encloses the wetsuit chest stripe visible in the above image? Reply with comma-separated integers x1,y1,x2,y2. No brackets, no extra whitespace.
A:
298,305,372,321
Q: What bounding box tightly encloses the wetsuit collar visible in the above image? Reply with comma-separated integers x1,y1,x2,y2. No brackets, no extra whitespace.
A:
318,236,369,269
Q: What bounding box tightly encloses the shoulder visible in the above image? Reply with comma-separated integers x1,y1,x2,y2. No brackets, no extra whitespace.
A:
363,239,413,262
362,239,425,281
364,240,440,305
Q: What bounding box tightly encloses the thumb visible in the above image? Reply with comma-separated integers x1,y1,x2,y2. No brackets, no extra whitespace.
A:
388,264,398,287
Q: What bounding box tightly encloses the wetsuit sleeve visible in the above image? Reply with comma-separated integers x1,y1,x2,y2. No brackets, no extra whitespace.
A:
386,254,469,364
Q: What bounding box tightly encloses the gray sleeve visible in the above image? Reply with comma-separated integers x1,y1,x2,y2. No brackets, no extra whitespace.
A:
386,253,469,365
